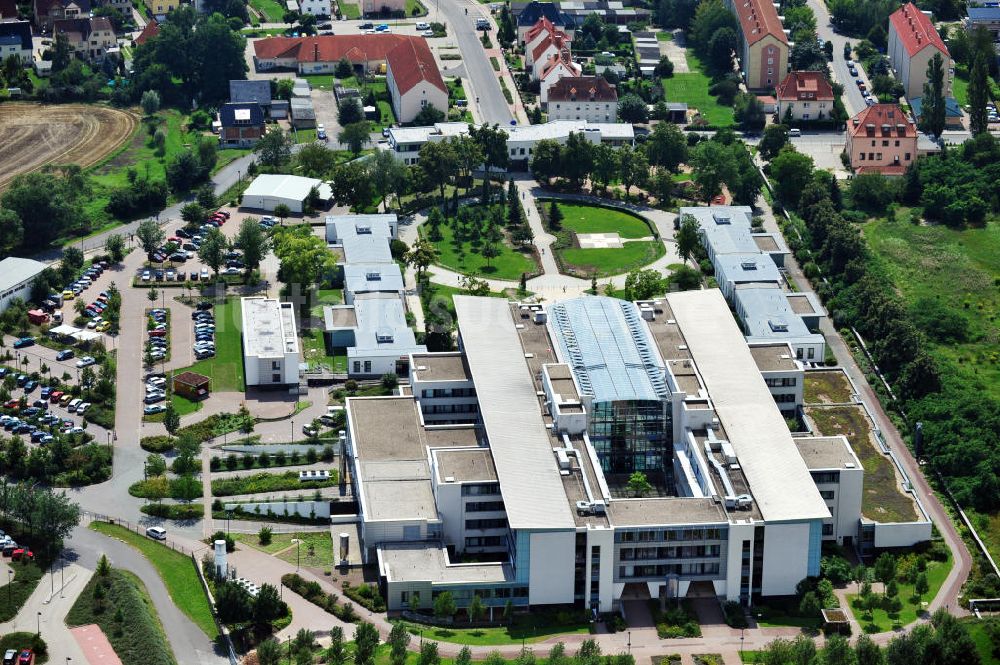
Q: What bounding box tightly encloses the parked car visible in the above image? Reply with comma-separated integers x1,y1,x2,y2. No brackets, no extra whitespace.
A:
144,404,167,415
16,650,32,665
146,526,167,540
415,21,430,29
11,548,32,561
12,337,34,349
67,399,82,412
56,349,74,361
3,649,16,665
76,402,90,415
76,356,96,368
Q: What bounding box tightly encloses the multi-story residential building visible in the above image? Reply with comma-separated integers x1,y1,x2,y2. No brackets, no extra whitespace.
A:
538,49,582,103
385,36,448,123
546,76,618,121
887,3,952,101
775,71,835,122
516,0,575,44
529,27,571,79
722,0,788,91
350,291,866,613
965,6,1000,39
218,102,265,148
297,0,330,17
240,297,300,388
51,17,115,62
523,17,567,71
845,103,918,176
361,0,403,15
33,0,89,31
143,0,177,21
0,21,32,65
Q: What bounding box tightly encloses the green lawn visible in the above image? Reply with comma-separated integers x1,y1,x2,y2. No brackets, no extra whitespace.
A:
804,405,918,523
89,522,218,639
398,613,591,645
170,393,203,415
66,569,177,665
656,31,673,41
964,618,1000,665
750,596,822,630
405,0,426,15
846,552,952,632
864,216,1000,402
175,298,245,393
250,0,285,21
662,54,734,126
803,371,854,404
425,221,539,281
0,560,44,622
339,0,361,18
235,531,335,567
953,72,969,107
549,202,654,238
558,240,665,278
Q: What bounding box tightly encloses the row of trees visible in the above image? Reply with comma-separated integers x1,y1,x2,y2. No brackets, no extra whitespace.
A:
0,481,81,556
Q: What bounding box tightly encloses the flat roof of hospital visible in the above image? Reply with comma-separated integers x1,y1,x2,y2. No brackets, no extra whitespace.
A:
666,289,829,522
794,436,860,470
240,297,298,357
735,286,825,345
343,263,404,294
681,206,759,256
435,448,498,483
716,253,782,285
349,295,425,356
341,235,394,264
608,496,729,526
379,542,511,584
411,353,472,382
455,296,575,530
548,297,667,403
749,343,800,372
326,214,396,241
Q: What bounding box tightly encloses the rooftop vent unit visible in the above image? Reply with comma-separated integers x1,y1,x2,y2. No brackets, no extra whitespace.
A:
375,327,394,343
768,318,789,332
713,213,732,225
639,305,655,321
366,271,381,281
740,260,757,270
534,310,547,324
575,500,607,516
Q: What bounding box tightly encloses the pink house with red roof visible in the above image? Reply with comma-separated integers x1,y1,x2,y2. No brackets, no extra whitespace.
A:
887,3,952,100
724,0,788,91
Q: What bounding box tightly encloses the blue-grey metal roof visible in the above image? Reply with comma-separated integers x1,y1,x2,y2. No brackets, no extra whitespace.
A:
910,96,963,119
680,205,758,256
548,296,667,403
349,295,425,357
326,214,397,242
968,6,1000,20
734,286,824,345
229,79,272,106
343,263,404,295
341,235,394,264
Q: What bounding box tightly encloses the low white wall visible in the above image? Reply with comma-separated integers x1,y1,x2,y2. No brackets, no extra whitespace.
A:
224,500,331,519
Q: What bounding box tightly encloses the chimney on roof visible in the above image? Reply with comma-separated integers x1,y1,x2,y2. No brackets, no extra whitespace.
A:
314,42,319,61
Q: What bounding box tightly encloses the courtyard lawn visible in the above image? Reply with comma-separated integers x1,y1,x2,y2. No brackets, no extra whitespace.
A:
405,0,426,15
803,371,854,404
804,405,919,523
846,551,952,632
398,612,591,646
549,202,655,238
296,128,318,144
558,240,665,278
89,522,218,639
662,54,734,127
176,298,245,393
339,0,361,17
170,393,203,416
425,221,539,281
235,531,336,567
953,72,969,107
964,618,1000,665
656,31,673,41
250,0,285,21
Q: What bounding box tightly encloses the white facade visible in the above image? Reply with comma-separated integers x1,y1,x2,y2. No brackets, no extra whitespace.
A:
387,75,449,124
538,60,581,103
241,174,331,214
297,0,330,15
241,297,300,387
0,258,48,313
548,98,618,123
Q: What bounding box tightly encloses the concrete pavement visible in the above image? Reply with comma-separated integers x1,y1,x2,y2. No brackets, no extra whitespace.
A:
809,0,866,119
0,562,89,664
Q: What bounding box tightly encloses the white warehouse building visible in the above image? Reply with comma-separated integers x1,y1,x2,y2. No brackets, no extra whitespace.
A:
241,174,333,214
0,257,48,314
241,297,300,387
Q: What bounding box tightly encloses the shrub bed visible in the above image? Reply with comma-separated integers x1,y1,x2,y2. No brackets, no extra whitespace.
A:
281,573,358,623
140,436,175,453
342,580,387,613
651,600,701,639
211,470,339,497
140,503,204,520
129,476,204,500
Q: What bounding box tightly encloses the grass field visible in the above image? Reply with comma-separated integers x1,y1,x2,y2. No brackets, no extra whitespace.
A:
863,217,1000,402
558,240,665,278
175,298,245,392
551,202,654,238
953,72,969,107
398,612,591,645
661,54,734,126
67,568,177,665
250,0,285,21
426,221,539,281
804,405,918,523
235,531,335,567
846,552,952,632
339,0,361,18
803,371,854,404
89,522,218,639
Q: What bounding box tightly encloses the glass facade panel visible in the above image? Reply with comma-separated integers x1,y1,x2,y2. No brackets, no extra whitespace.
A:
589,399,670,474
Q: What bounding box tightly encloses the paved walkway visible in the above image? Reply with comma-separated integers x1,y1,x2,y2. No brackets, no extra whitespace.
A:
0,562,89,664
71,625,124,665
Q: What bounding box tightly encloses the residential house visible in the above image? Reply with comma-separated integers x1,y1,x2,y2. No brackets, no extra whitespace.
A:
524,17,570,74
723,0,788,91
298,0,330,16
385,35,448,123
538,47,581,104
229,79,273,117
253,34,439,77
910,95,964,130
33,0,89,31
887,3,952,101
361,0,403,16
845,104,918,176
143,0,178,21
775,71,834,122
133,18,158,45
965,6,1000,39
0,21,32,64
529,28,571,79
219,102,265,148
546,75,618,121
52,17,115,61
516,0,575,44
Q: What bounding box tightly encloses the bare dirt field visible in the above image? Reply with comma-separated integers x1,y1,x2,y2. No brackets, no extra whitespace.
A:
0,102,138,190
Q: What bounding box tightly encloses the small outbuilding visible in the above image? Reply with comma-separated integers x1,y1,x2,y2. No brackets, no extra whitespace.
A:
173,371,211,401
241,174,333,214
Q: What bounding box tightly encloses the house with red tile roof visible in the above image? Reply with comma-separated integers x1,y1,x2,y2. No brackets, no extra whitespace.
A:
524,17,571,71
723,0,788,91
546,76,618,122
530,30,572,79
845,104,918,176
52,16,115,62
775,71,834,122
134,18,159,46
385,36,448,123
253,34,439,77
539,47,582,104
888,3,952,100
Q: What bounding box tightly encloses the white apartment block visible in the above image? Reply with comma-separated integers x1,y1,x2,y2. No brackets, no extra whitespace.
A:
240,297,300,387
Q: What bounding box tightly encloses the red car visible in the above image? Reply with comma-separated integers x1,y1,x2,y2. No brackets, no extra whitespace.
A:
11,549,32,562
215,210,231,219
17,649,33,665
148,329,166,338
49,391,63,403
3,400,18,410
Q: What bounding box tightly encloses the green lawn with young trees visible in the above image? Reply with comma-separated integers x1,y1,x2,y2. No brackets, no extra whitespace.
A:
423,216,538,281
661,54,734,127
547,202,655,238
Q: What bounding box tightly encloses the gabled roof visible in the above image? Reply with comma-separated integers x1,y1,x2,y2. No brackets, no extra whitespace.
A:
253,34,437,66
546,75,617,102
968,6,1000,21
230,79,272,105
385,35,447,95
540,50,580,81
35,0,90,17
775,71,834,101
848,103,916,139
0,257,47,293
219,102,265,127
524,16,556,43
134,18,159,45
517,0,575,28
53,16,113,40
889,3,949,57
732,0,787,45
531,30,570,63
0,20,31,50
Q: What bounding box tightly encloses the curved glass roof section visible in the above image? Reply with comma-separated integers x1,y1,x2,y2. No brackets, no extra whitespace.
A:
549,297,667,403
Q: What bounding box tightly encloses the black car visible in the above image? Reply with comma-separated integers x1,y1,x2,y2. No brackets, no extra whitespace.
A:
169,252,188,262
196,302,213,311
359,21,373,28
175,228,192,239
56,349,75,361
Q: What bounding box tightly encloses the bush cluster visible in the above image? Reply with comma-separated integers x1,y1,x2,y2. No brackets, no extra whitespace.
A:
342,580,387,613
282,573,358,623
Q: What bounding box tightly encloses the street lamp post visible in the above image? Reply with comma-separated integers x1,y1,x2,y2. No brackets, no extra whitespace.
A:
627,631,631,654
36,610,41,635
7,569,12,605
291,419,295,442
740,628,745,658
296,539,300,571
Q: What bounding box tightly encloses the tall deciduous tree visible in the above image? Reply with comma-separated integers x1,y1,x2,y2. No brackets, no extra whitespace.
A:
919,52,946,138
354,621,380,665
968,53,989,136
197,228,228,278
419,139,458,206
645,121,687,172
338,121,370,156
136,219,165,256
235,218,270,278
469,124,509,204
254,128,294,168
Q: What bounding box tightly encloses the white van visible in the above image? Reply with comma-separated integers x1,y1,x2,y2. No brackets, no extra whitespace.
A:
145,526,167,540
67,398,82,412
789,128,801,137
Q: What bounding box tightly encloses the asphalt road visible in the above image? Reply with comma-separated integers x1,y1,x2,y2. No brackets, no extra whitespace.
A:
66,524,229,665
808,0,868,119
437,0,513,125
